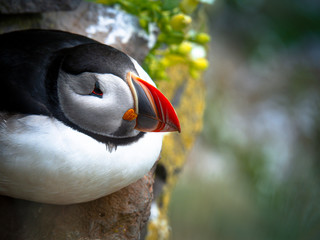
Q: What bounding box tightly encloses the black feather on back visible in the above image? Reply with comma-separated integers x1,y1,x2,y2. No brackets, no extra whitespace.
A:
0,29,96,115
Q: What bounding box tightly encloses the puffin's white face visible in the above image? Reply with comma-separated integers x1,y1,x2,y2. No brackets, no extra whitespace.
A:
57,71,140,138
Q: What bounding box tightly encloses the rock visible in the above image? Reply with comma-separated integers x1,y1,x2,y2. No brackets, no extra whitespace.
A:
0,1,156,64
0,0,82,14
41,2,156,64
0,165,156,240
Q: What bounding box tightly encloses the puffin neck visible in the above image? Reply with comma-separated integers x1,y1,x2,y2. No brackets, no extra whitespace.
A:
64,118,146,147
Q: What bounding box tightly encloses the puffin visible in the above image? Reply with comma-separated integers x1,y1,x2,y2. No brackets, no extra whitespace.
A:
0,29,180,205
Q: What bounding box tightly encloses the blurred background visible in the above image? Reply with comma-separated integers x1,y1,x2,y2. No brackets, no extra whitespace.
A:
169,0,320,239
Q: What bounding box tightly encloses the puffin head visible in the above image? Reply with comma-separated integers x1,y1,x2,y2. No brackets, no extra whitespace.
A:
52,43,180,140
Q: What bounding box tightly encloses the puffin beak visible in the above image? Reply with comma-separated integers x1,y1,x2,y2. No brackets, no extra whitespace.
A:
124,72,181,133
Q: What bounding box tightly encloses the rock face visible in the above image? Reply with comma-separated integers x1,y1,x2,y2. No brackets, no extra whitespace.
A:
0,1,155,64
0,169,155,240
0,1,157,240
0,0,82,14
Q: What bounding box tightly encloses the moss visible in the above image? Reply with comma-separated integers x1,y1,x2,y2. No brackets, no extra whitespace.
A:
146,65,206,240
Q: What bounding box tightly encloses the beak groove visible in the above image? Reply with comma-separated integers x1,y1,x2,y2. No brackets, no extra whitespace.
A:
126,72,181,133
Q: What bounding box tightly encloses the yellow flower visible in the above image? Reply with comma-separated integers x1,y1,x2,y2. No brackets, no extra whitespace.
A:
192,57,209,70
180,0,200,14
195,33,211,44
177,41,193,55
170,13,192,31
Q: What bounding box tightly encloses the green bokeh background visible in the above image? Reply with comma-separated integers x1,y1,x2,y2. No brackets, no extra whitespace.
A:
169,0,320,239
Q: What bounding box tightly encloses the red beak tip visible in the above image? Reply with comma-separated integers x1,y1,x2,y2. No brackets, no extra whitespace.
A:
130,73,181,134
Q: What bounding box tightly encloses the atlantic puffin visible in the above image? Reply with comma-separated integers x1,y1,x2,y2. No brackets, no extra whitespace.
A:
0,29,180,205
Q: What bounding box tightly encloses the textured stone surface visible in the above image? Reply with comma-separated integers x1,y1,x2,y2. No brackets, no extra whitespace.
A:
0,0,82,14
0,2,158,240
0,169,155,240
0,1,155,64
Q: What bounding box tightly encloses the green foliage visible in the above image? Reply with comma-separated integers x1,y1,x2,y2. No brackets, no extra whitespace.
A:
208,0,320,59
87,0,211,81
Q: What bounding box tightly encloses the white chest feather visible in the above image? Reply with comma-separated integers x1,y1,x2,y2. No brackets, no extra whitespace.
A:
0,114,163,204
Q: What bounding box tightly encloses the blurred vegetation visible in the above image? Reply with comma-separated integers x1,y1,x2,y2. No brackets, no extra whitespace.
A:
88,0,210,81
208,0,320,59
169,0,320,239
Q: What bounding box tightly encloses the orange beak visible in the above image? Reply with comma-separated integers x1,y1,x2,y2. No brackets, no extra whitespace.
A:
124,72,181,133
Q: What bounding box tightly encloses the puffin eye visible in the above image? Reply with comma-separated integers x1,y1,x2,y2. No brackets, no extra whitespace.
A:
90,82,103,98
